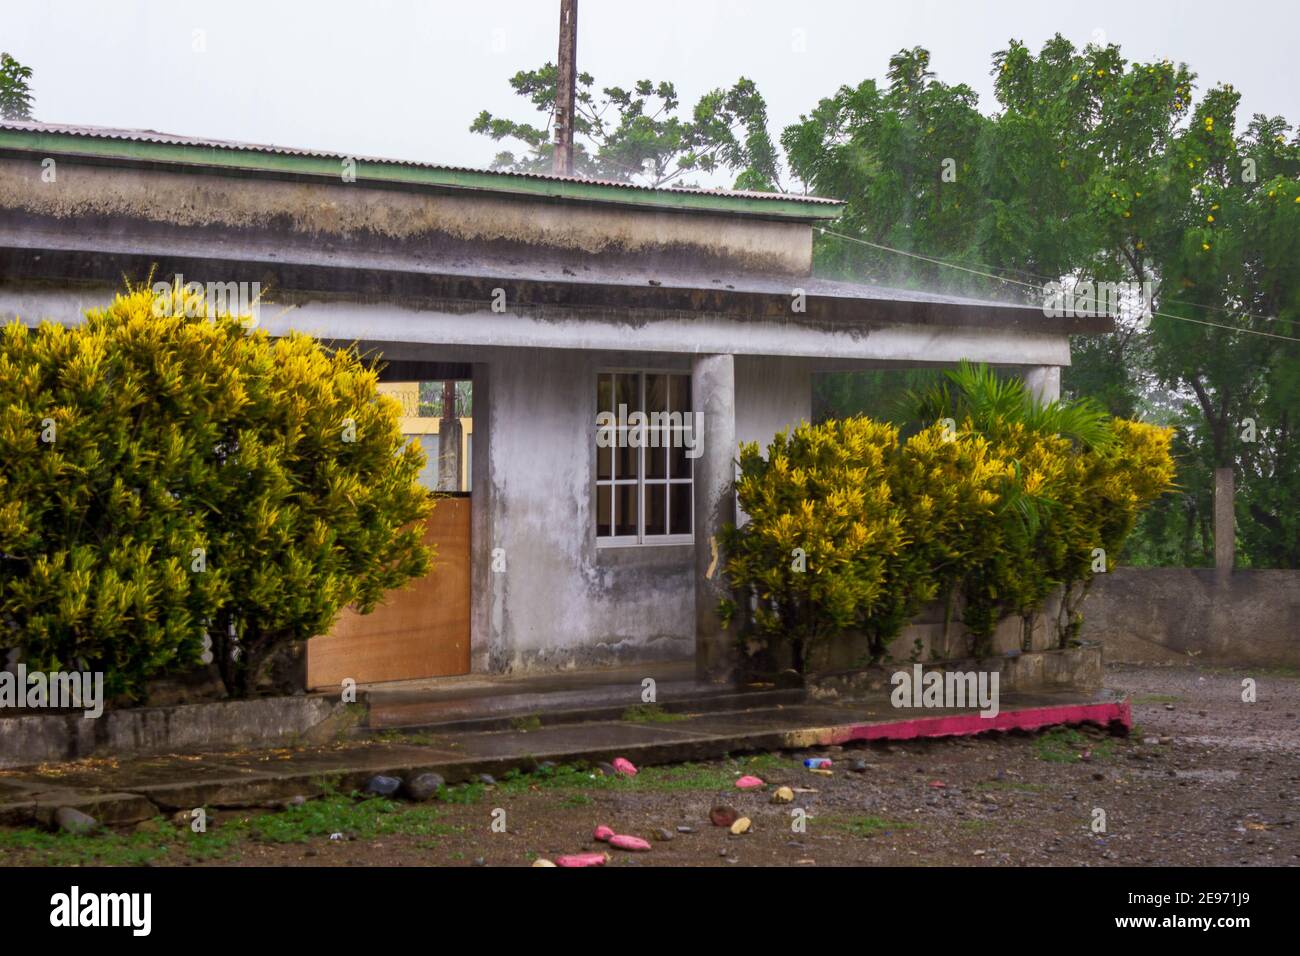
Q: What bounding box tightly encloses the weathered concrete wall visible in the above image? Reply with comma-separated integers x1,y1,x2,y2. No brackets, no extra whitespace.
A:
0,694,355,770
473,349,814,675
735,355,812,448
809,644,1105,699
0,156,812,276
476,348,694,673
793,591,1063,675
1084,568,1300,667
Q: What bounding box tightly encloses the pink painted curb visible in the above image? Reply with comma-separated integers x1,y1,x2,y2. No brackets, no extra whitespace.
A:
829,699,1131,744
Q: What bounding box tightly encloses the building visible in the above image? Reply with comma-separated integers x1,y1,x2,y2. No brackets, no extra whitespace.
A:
0,121,1109,689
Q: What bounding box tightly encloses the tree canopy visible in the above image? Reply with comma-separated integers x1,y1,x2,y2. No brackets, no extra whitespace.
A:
0,52,34,120
471,64,780,190
778,37,1300,567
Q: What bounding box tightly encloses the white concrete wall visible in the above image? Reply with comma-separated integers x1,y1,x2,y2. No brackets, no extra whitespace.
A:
736,355,812,448
474,349,812,674
476,348,691,672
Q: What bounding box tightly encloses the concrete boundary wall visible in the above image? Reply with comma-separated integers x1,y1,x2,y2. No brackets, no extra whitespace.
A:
1083,568,1300,667
808,645,1104,700
0,694,355,770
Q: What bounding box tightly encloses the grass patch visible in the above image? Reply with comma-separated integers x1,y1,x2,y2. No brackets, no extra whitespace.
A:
1132,694,1184,704
621,704,688,724
0,815,251,867
0,752,811,866
439,782,488,804
1034,727,1117,764
246,794,463,844
484,753,799,795
373,730,442,746
509,716,543,732
1201,663,1300,680
0,826,173,867
182,824,248,861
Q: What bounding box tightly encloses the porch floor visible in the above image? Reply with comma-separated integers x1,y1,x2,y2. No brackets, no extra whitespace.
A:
359,660,804,731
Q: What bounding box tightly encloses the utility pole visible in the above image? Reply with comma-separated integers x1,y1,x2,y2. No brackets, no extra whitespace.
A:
438,379,462,492
552,0,578,176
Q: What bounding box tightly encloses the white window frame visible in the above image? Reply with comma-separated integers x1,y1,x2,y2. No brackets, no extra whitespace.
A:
595,368,694,548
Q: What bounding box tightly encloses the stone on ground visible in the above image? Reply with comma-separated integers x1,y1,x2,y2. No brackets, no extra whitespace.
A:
365,774,402,797
403,772,445,802
53,806,98,835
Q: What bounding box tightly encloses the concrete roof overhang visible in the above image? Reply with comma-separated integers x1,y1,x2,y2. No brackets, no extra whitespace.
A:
0,226,1111,339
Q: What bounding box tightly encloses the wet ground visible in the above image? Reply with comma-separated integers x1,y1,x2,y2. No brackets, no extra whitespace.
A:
1,662,1296,866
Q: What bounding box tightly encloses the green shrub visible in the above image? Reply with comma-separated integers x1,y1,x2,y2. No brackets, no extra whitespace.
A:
721,417,905,671
894,420,1023,654
0,286,432,698
0,294,233,695
722,364,1176,670
908,362,1175,654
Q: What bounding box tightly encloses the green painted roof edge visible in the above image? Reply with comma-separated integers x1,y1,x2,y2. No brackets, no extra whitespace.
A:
0,127,844,222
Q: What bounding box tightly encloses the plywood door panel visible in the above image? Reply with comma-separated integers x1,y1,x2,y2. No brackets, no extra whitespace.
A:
306,496,470,688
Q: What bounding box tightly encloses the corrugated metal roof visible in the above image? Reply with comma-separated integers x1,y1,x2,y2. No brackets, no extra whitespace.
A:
0,120,842,206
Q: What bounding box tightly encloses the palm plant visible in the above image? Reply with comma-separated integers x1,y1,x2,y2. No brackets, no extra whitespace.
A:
905,362,1121,654
906,360,1115,450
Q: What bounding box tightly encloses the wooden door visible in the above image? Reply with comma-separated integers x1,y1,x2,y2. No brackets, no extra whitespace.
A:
306,495,471,688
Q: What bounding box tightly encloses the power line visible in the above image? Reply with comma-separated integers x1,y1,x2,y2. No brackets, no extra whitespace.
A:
815,226,1300,344
816,228,1037,291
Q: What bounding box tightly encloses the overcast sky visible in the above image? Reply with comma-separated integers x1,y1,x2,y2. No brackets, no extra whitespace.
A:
8,0,1298,182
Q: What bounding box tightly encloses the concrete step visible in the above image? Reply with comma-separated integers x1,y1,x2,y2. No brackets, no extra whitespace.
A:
363,681,806,733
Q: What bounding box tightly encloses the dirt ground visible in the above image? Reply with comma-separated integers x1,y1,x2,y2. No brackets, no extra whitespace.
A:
2,661,1297,867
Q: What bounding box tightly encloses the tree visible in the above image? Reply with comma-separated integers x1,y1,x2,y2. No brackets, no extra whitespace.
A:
0,286,433,699
786,37,1300,568
783,48,988,290
471,64,780,190
1142,92,1300,565
0,52,34,120
202,319,434,697
907,362,1174,648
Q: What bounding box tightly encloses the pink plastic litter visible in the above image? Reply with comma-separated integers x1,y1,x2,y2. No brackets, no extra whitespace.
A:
593,825,615,842
611,757,638,776
555,852,608,867
608,834,652,852
735,775,766,790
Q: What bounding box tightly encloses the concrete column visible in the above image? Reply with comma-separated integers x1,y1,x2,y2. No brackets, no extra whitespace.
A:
468,362,493,674
1021,366,1061,404
1214,466,1235,581
692,353,737,683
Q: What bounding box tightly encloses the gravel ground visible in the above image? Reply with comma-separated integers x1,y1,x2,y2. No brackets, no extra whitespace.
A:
2,662,1296,867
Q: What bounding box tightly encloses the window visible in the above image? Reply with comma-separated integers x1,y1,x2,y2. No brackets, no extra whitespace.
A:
596,371,694,545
